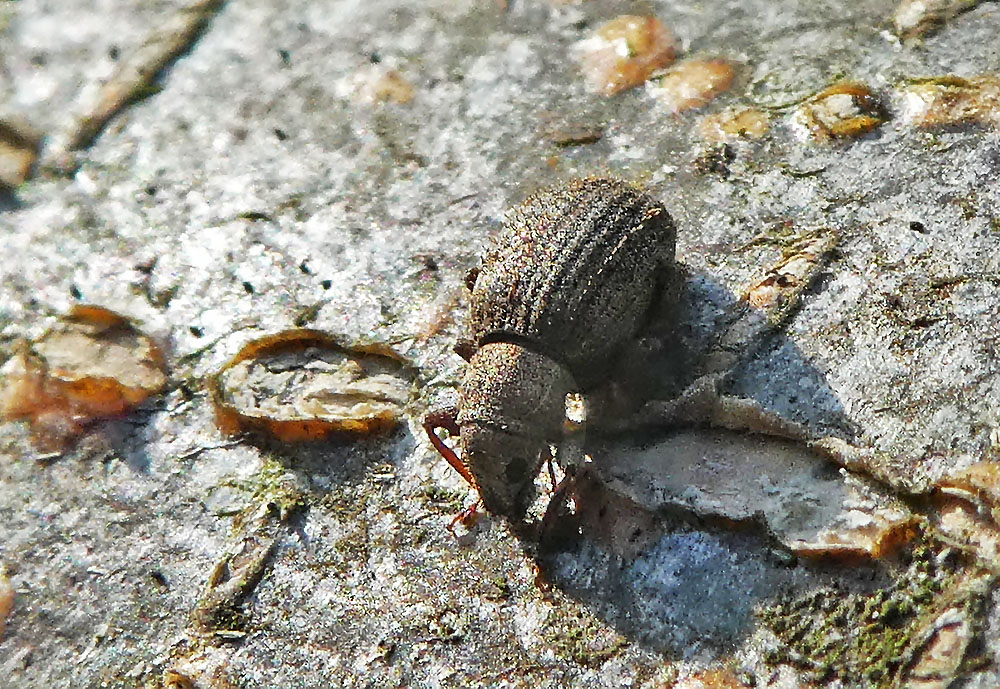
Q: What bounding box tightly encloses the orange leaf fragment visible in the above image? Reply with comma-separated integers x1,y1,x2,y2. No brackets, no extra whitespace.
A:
210,330,414,442
576,15,677,97
0,305,168,451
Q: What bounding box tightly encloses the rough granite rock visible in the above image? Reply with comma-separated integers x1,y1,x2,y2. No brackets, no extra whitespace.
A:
2,0,1000,687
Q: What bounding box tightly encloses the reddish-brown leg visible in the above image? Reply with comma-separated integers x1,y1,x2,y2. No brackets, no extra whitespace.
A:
423,408,476,487
424,409,483,532
448,500,483,533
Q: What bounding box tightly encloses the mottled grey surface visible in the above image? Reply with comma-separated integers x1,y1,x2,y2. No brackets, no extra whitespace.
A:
1,0,1000,687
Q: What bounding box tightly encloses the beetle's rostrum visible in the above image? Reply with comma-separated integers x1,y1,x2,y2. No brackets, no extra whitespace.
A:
425,177,677,524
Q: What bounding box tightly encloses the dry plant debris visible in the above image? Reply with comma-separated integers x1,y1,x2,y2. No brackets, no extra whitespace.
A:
697,107,770,143
575,15,677,97
0,118,41,189
893,0,988,40
54,0,225,162
353,67,416,105
674,669,752,689
0,566,13,641
210,329,414,442
0,305,168,451
745,234,840,312
899,74,1000,130
648,59,735,114
792,81,888,141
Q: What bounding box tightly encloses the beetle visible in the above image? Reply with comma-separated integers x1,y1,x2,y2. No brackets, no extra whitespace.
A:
424,177,677,525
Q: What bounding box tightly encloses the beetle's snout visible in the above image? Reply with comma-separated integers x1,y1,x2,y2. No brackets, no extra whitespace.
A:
461,423,546,521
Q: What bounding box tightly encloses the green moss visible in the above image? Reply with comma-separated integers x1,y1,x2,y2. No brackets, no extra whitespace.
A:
541,603,626,668
757,537,964,687
231,457,308,532
416,480,467,514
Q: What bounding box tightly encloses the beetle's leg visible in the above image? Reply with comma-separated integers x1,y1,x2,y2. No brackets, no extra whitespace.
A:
538,465,579,549
425,410,487,533
448,499,483,534
453,339,477,362
423,408,477,487
542,444,558,492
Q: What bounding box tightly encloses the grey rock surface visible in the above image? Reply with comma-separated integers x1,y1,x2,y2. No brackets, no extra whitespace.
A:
2,0,1000,687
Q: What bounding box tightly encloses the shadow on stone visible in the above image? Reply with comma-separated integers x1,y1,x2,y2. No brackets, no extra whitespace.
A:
533,267,873,658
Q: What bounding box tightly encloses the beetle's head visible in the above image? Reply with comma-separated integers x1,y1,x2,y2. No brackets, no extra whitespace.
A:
459,424,548,521
457,342,576,522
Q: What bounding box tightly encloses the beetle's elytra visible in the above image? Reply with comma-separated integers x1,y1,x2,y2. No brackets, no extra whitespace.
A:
425,177,677,524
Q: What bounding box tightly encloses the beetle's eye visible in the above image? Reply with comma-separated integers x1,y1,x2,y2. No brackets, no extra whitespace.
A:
465,266,480,292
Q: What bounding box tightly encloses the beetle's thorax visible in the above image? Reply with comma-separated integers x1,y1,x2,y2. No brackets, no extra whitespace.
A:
457,342,575,436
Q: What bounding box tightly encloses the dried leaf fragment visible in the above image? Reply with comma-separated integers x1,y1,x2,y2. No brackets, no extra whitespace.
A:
675,669,752,689
575,15,676,96
649,59,735,114
893,0,985,40
931,462,1000,569
745,233,838,312
899,74,1000,130
162,669,197,689
935,461,1000,522
55,0,225,161
697,107,770,143
0,305,168,451
541,121,604,147
0,565,13,641
211,330,414,441
903,612,973,688
354,67,416,105
898,576,991,688
792,81,887,141
0,118,41,189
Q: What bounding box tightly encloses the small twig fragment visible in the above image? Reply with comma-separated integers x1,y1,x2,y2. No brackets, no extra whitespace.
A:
54,0,226,163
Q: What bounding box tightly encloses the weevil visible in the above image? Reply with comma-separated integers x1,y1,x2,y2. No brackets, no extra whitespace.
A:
424,177,677,524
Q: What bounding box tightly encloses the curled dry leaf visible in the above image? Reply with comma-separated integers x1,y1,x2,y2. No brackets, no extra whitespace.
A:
935,461,1000,522
162,669,197,689
697,107,770,143
0,305,168,451
575,15,676,97
899,74,1000,130
792,81,888,141
932,462,1000,569
900,604,977,688
649,59,735,114
210,330,414,442
0,118,41,189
